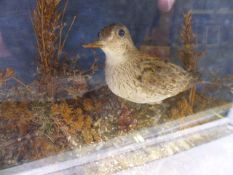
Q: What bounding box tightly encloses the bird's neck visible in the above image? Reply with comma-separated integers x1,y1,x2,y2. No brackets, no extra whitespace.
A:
104,46,138,66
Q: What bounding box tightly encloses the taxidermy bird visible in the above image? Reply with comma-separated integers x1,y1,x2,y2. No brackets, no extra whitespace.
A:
83,23,196,104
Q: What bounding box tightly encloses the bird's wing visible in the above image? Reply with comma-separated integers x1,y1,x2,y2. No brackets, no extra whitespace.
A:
136,57,192,93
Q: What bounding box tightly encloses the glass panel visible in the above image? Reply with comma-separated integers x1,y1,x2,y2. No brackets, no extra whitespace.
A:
0,0,232,172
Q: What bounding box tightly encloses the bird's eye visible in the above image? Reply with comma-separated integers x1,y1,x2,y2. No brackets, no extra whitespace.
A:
118,29,125,37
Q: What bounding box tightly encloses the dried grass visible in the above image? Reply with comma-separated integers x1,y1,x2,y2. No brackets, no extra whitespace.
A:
32,0,76,76
179,11,203,72
179,11,204,107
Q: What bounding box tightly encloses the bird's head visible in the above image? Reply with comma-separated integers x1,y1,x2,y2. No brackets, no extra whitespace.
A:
83,23,137,63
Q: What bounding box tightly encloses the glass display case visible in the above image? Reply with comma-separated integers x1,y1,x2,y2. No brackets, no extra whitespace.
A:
0,0,232,174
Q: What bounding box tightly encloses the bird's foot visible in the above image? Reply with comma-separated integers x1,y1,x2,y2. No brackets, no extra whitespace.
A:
118,105,137,131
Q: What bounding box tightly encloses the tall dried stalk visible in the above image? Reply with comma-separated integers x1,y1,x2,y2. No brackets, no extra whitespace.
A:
179,11,204,107
179,11,203,72
32,0,76,76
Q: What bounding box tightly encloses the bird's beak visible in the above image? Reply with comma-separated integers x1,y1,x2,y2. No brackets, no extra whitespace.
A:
82,40,104,48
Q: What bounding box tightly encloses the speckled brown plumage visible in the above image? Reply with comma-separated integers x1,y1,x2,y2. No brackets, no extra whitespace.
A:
83,23,196,104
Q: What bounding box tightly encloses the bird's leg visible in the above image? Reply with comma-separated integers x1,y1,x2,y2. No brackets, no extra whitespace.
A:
118,104,137,131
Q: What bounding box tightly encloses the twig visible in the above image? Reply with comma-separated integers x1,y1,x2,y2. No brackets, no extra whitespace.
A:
10,77,32,92
0,132,40,149
61,16,77,51
51,116,78,148
57,0,68,63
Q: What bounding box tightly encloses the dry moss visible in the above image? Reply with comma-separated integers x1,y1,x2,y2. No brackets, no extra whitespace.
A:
83,98,95,112
51,102,101,144
0,102,33,136
168,98,193,120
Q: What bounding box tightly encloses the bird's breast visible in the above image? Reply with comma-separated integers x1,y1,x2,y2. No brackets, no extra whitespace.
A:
105,62,156,103
105,63,137,100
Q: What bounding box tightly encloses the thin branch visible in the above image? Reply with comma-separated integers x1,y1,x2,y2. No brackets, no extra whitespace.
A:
60,16,77,54
10,77,33,92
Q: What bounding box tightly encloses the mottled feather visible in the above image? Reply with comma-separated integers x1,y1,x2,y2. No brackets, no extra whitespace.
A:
83,24,196,104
